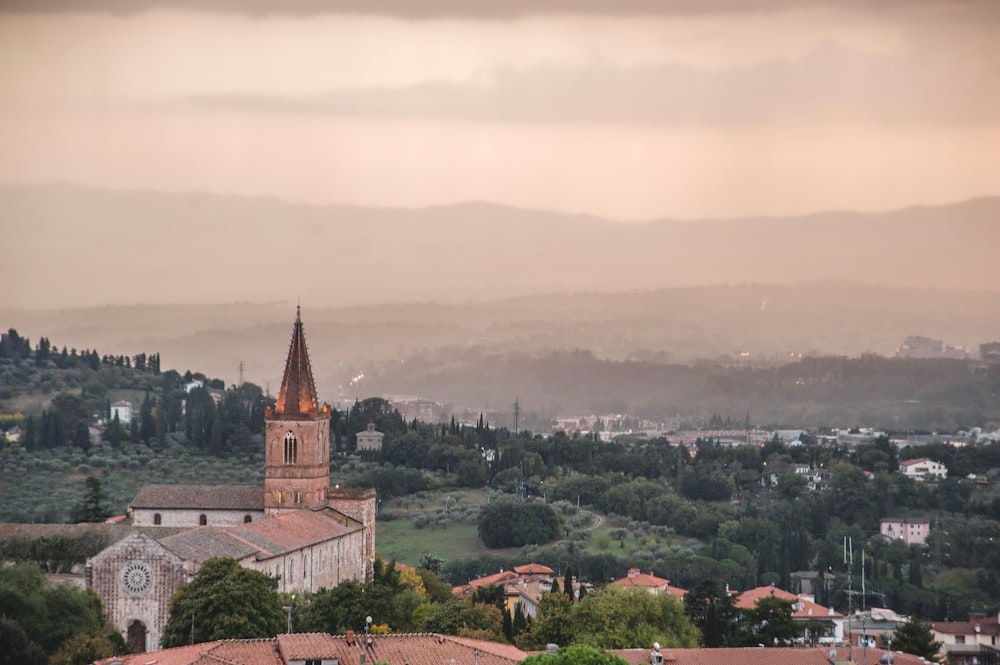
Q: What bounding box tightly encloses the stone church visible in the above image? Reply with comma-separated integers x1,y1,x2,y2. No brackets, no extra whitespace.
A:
86,308,376,653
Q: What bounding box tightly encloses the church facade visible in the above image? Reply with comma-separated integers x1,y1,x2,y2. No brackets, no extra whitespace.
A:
86,309,376,653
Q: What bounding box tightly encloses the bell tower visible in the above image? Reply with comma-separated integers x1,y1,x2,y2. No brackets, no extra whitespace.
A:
264,307,331,515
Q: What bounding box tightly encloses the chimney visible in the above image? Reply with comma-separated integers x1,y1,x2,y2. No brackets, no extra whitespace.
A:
346,630,355,645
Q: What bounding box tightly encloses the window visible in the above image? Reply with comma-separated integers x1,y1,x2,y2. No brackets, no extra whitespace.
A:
274,490,284,504
199,514,207,526
153,513,161,525
955,636,966,645
283,431,298,464
295,491,302,503
244,515,252,523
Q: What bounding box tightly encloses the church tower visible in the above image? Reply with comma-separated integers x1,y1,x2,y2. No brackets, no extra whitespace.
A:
264,307,331,515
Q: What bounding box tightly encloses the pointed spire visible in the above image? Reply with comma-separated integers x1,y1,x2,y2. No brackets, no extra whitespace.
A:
274,307,319,418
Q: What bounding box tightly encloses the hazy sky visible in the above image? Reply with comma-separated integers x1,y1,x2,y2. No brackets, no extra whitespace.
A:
1,0,998,219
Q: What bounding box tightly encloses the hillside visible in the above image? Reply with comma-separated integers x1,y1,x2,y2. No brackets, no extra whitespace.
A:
2,183,998,310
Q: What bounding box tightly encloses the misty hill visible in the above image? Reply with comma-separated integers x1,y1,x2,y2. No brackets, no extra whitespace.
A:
2,183,998,310
2,283,998,417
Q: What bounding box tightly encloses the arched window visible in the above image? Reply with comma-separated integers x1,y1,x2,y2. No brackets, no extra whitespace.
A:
244,514,252,523
153,513,161,525
283,431,298,465
199,514,207,526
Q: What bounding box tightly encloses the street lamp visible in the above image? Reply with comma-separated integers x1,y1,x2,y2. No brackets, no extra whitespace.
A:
283,594,295,633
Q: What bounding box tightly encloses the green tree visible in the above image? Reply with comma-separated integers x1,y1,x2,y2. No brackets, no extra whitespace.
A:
49,633,114,665
420,598,503,641
571,586,700,650
0,563,108,656
891,617,942,662
521,644,628,665
684,577,738,647
736,596,800,647
75,476,110,523
0,617,46,665
477,499,560,548
161,558,284,647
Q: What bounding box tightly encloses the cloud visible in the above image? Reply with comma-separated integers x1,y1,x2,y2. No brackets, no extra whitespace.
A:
3,0,997,19
190,42,1000,125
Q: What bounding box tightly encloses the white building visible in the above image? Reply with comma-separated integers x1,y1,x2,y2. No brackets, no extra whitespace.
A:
899,457,948,481
356,423,384,451
110,401,133,425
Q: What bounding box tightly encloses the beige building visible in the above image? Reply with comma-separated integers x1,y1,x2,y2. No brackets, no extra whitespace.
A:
356,422,385,451
86,309,376,653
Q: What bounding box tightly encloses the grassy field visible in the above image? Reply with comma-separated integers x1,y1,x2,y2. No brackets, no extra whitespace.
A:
375,519,522,565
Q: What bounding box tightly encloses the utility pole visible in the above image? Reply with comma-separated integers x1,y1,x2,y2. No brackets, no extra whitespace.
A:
513,396,520,437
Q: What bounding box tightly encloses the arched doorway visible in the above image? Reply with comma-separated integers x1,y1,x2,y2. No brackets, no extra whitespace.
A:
127,620,147,653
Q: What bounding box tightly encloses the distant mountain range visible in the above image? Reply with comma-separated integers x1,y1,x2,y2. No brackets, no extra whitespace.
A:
2,183,998,310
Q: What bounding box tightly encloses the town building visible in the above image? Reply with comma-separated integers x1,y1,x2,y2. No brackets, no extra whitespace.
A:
733,585,844,644
356,422,384,451
899,458,948,481
85,309,376,653
110,400,133,425
879,518,931,546
611,568,687,600
931,613,1000,665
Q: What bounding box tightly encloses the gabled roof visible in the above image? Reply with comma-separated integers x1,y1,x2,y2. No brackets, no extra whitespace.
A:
273,306,320,419
158,509,360,565
513,563,554,575
453,569,520,596
611,569,688,598
733,585,842,619
931,620,1000,636
899,457,931,466
131,484,263,511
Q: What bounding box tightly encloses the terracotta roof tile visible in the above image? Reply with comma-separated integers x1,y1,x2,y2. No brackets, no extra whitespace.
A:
733,585,842,618
610,646,927,665
132,484,263,511
513,563,554,575
159,526,262,564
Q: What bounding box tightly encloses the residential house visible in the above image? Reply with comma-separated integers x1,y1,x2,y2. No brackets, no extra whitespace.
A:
733,585,844,644
880,518,930,546
611,568,687,600
931,614,1000,665
899,458,948,481
110,400,133,425
356,423,384,451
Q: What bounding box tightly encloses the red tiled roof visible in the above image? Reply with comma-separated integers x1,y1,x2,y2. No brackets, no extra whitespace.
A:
94,642,216,665
610,646,927,665
611,570,687,599
453,570,520,596
513,563,554,575
899,458,929,467
98,633,525,665
932,620,1000,636
733,586,842,619
277,633,341,660
158,509,359,565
